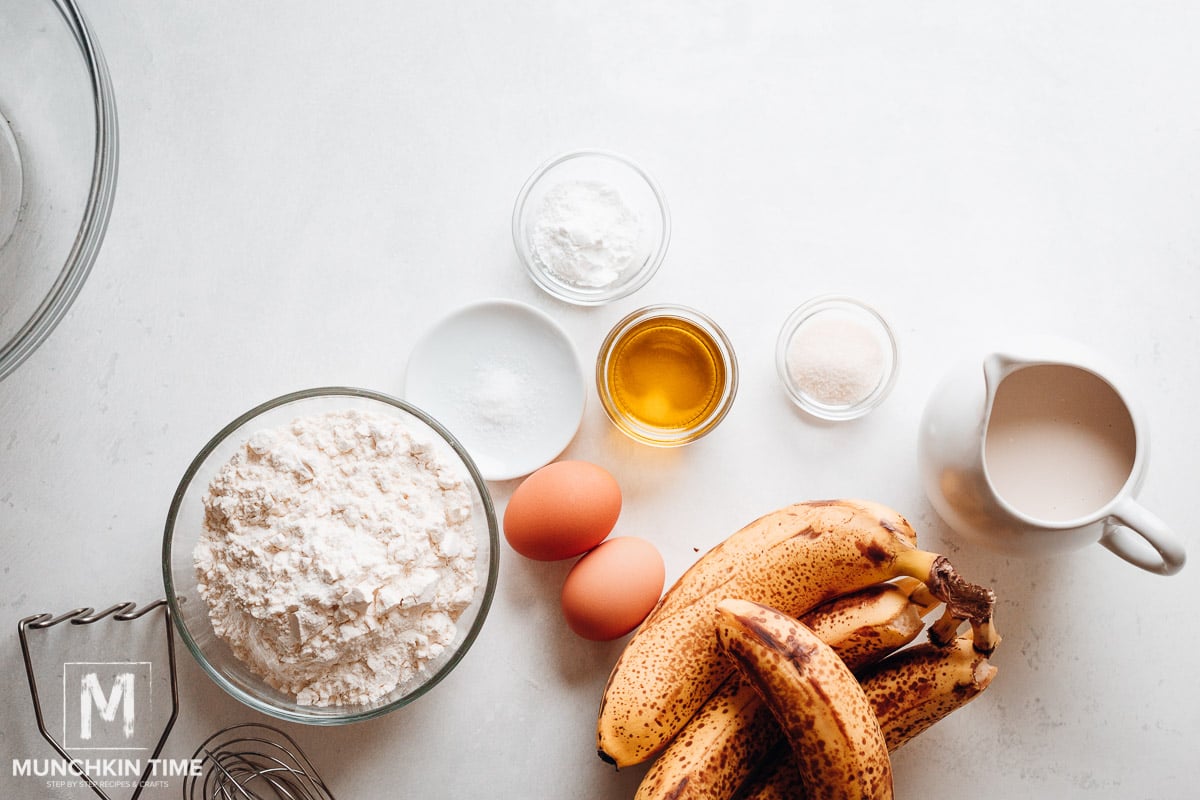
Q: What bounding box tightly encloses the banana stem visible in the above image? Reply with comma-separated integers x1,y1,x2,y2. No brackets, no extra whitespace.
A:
891,549,941,582
970,618,1001,656
889,576,942,619
892,550,1000,655
909,584,942,618
889,576,924,596
928,605,962,646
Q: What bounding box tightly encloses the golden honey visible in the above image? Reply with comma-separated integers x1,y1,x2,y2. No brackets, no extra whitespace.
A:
597,306,737,446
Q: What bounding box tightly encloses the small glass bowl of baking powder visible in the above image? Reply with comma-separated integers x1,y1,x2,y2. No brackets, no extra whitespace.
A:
775,296,899,421
163,387,499,725
512,149,671,306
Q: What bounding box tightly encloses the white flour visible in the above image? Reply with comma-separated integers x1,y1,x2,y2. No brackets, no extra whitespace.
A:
193,408,478,707
531,179,642,288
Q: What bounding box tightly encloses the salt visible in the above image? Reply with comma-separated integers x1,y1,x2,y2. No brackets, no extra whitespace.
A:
445,352,549,465
785,315,885,407
470,359,529,430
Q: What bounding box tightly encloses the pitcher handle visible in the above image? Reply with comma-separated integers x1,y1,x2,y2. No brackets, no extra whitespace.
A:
1101,498,1186,576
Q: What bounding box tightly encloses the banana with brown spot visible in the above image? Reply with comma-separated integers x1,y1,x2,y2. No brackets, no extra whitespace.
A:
635,580,936,800
715,598,893,800
597,499,995,768
737,635,997,800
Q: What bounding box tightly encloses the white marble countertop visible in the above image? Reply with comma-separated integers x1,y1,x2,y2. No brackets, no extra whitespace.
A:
3,2,1199,797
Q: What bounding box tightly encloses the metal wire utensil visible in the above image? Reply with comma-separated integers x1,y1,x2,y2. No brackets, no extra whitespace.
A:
17,599,180,800
185,723,336,800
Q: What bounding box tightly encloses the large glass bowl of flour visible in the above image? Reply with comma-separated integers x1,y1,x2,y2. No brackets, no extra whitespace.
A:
163,387,500,725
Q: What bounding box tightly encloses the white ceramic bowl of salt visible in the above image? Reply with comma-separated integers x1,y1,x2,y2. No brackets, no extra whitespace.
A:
403,299,587,480
775,295,899,421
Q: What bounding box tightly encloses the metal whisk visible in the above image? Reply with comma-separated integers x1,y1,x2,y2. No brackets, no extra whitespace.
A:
185,723,336,800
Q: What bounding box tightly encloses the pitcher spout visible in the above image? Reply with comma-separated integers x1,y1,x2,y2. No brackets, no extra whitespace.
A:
982,352,1022,401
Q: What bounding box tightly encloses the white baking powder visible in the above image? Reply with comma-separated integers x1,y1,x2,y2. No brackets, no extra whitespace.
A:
531,179,642,288
785,315,885,406
193,408,478,707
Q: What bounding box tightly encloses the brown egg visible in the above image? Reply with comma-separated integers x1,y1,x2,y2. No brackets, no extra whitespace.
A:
503,460,622,561
561,537,665,641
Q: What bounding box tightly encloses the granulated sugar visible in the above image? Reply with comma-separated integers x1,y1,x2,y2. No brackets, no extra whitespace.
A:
193,408,478,707
785,314,885,407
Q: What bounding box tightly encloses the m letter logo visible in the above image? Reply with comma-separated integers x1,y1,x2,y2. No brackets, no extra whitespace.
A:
63,662,153,750
80,672,135,740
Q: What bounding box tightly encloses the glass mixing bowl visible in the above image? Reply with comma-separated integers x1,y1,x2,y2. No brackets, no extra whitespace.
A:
163,388,500,725
0,0,118,382
512,150,670,306
775,295,899,421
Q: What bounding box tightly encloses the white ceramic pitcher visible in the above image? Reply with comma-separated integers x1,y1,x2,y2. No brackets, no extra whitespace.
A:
918,336,1185,575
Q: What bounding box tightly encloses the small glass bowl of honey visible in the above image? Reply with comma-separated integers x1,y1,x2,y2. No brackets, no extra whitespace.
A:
596,305,738,447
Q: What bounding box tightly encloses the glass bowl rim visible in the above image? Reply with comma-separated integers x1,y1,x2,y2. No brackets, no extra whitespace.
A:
511,148,671,307
774,294,900,421
595,303,739,447
0,0,119,382
161,385,500,725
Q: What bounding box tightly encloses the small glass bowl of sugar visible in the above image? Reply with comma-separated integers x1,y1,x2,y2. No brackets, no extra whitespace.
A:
775,295,899,421
512,149,671,306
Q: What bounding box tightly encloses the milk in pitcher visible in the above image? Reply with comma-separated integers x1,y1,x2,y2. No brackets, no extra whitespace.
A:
984,365,1137,522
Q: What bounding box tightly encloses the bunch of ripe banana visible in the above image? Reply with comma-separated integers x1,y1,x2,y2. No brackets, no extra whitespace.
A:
596,499,1000,800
